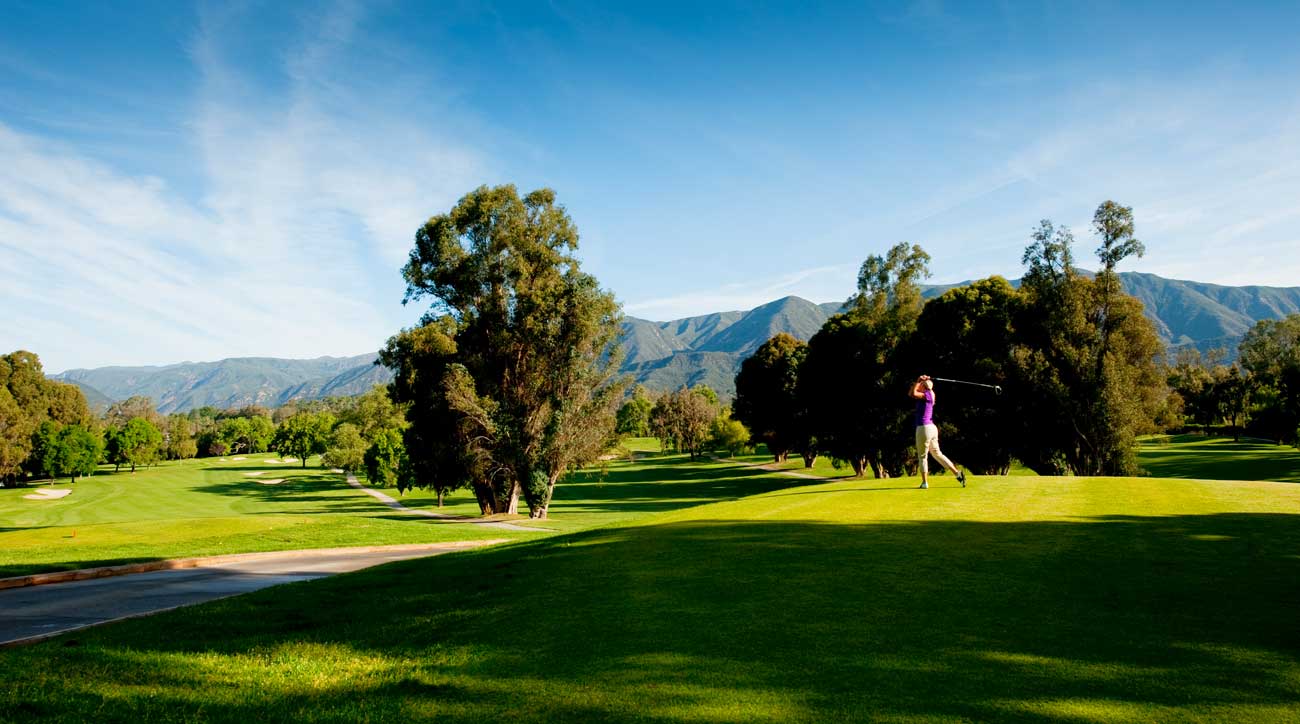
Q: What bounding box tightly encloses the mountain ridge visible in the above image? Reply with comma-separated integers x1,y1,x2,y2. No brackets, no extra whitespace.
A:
49,272,1300,410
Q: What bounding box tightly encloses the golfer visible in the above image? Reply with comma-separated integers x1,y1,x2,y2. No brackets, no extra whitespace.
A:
910,375,967,489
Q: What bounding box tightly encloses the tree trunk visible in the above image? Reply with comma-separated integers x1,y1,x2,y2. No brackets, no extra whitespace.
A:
130,462,136,473
802,452,817,468
473,482,496,516
437,489,445,508
504,480,519,515
302,456,307,469
529,473,559,519
850,457,866,478
869,459,886,479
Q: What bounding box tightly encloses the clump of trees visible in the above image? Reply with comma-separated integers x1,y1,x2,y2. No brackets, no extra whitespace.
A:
380,185,625,519
1,351,96,486
1238,314,1300,445
732,201,1171,478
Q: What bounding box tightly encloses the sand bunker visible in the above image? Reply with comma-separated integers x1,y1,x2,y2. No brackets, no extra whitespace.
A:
243,471,265,477
264,459,282,464
282,457,299,463
256,478,286,485
330,468,344,474
23,488,72,501
232,456,247,461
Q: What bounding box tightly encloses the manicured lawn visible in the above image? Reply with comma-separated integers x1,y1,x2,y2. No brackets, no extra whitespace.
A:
1,442,816,576
5,462,1298,722
1138,434,1300,483
0,455,516,577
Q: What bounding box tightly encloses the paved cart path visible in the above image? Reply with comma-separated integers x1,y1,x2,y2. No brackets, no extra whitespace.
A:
0,541,499,646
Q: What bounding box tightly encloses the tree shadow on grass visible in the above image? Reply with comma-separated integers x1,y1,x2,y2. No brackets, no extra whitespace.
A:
8,511,1299,722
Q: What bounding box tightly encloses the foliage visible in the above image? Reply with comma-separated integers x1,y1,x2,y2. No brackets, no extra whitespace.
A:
322,423,367,473
650,387,719,459
615,385,654,437
801,243,929,478
271,412,334,468
337,385,408,443
709,409,751,456
1011,208,1164,475
165,414,198,460
733,333,808,462
0,351,91,486
106,417,163,473
47,424,103,483
363,427,407,491
104,395,162,430
1238,313,1300,444
388,184,625,518
908,277,1020,474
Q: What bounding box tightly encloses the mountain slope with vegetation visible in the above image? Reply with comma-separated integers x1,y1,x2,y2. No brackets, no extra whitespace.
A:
47,273,1300,409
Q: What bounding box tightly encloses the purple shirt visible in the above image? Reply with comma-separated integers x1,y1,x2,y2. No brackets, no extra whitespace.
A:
914,389,934,427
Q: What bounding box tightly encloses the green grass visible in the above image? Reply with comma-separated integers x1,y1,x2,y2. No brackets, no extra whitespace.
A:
1138,434,1300,483
4,456,1299,722
1,441,816,576
0,454,519,577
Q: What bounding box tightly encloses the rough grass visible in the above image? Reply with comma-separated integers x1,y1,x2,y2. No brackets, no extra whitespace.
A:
4,455,1298,723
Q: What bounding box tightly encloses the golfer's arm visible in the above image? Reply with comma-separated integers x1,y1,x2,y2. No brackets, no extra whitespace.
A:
909,383,926,400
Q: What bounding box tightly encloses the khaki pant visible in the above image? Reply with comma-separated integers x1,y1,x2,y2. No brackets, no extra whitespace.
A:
915,424,959,478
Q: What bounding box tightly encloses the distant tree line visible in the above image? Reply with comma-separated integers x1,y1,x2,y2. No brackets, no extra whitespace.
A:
0,347,410,487
726,201,1201,478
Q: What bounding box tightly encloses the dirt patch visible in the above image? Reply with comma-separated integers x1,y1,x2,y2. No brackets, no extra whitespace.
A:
255,479,286,485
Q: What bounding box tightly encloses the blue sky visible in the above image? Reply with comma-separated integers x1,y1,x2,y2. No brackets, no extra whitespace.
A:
2,1,1298,372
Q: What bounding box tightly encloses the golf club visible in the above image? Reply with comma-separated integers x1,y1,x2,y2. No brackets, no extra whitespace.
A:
932,377,1003,395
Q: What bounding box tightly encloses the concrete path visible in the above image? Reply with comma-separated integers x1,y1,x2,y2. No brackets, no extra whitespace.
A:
345,473,547,532
0,541,497,647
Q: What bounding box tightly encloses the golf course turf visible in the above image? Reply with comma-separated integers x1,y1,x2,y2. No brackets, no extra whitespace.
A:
3,442,1298,722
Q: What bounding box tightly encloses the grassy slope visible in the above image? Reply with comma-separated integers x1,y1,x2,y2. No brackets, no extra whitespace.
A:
0,455,514,576
1138,434,1300,483
0,440,815,576
4,457,1298,722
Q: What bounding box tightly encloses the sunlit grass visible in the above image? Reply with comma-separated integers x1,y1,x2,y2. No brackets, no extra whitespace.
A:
1138,434,1300,483
5,455,1298,722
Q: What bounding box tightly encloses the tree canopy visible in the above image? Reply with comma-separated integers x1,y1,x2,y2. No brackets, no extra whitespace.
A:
384,185,625,518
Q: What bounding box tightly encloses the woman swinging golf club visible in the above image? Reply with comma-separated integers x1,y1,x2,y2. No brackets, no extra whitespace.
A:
910,375,967,489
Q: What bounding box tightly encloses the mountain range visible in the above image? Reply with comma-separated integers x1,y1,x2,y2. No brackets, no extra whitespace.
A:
52,272,1300,411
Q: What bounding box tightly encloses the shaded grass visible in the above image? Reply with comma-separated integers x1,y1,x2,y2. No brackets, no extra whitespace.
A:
1138,434,1300,483
5,471,1299,722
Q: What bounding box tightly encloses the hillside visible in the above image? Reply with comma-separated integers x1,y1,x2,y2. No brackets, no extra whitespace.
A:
54,354,389,413
47,272,1300,409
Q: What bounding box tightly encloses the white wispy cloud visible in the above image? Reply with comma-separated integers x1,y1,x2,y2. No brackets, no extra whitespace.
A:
0,2,485,373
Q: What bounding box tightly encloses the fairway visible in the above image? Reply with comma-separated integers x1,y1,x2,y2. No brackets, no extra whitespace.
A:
0,455,515,577
4,456,1298,722
1139,434,1300,483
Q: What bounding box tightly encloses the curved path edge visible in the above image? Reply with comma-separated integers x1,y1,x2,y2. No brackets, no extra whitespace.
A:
0,541,500,592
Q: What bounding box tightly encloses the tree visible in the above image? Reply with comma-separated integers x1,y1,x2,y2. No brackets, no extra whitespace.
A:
801,243,930,478
118,418,163,472
651,387,718,460
216,417,253,454
104,395,162,430
364,427,407,491
387,184,625,519
709,409,751,457
908,276,1021,475
733,333,807,463
1012,207,1164,475
165,414,198,460
338,385,408,443
47,424,103,483
322,423,367,473
1239,314,1300,444
615,385,654,437
1,351,92,486
271,412,334,468
26,420,62,480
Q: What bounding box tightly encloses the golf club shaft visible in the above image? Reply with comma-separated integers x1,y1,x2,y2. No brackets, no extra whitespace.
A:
933,377,1000,391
